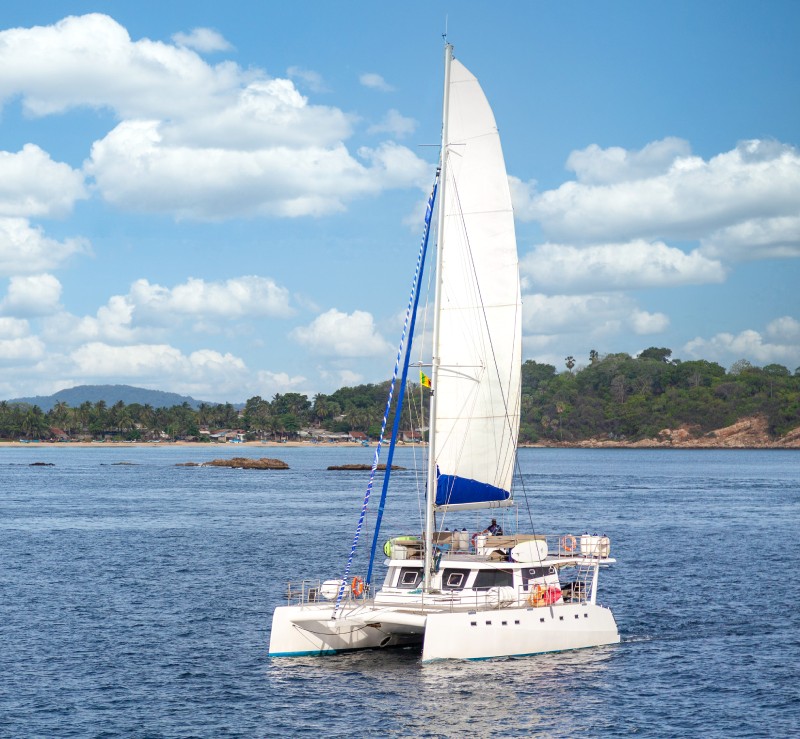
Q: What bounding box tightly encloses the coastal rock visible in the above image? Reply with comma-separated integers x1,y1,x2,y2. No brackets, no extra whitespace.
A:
541,415,800,449
202,457,289,470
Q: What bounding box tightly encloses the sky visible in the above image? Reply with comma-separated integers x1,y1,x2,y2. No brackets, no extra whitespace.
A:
0,1,798,404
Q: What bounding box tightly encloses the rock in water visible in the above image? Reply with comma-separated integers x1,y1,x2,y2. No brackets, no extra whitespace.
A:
202,457,289,470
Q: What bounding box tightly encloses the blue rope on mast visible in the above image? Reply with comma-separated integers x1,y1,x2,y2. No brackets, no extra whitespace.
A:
332,176,439,617
366,179,437,584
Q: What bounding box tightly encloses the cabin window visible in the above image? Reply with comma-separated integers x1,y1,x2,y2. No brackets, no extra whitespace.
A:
397,568,422,589
441,568,471,591
472,569,514,590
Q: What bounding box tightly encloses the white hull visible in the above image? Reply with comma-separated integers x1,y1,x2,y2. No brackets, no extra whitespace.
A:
269,603,424,657
421,602,619,661
269,600,619,662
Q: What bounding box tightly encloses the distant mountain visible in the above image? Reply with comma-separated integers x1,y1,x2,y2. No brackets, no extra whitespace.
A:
7,384,218,412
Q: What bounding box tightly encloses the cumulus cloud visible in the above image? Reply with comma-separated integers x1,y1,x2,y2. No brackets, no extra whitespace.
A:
521,240,726,293
360,73,394,92
253,369,309,396
566,137,692,185
291,308,392,357
522,292,667,338
0,14,428,221
684,320,800,368
86,119,426,219
0,145,87,218
0,335,46,365
517,138,800,256
69,341,246,381
0,14,241,119
42,275,294,345
0,218,90,276
0,316,30,338
172,27,232,53
700,215,800,261
128,276,293,321
367,109,417,138
1,273,62,316
766,316,800,343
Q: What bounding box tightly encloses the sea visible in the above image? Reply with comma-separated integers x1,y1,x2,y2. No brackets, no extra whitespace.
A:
1,444,798,738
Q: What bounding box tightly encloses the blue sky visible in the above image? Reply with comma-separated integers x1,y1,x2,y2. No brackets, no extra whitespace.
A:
1,1,798,403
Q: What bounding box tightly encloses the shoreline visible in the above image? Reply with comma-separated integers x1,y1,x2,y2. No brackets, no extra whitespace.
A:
1,440,797,450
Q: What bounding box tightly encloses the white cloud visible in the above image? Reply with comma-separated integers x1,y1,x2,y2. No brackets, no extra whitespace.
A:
700,215,800,261
0,145,87,218
69,341,247,384
0,218,90,276
0,317,30,338
566,137,692,185
519,139,800,253
0,335,45,365
0,15,429,222
521,240,726,293
253,369,309,396
172,27,232,53
367,109,417,138
1,273,62,316
42,275,294,346
0,14,242,119
522,292,667,338
360,73,394,92
629,309,669,335
291,308,392,357
129,276,293,321
87,120,426,219
683,326,800,368
766,316,800,343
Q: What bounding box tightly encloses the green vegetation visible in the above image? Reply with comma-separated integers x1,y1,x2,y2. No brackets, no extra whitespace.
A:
2,349,798,443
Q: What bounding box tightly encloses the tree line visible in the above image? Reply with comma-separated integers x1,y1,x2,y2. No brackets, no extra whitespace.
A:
2,348,798,442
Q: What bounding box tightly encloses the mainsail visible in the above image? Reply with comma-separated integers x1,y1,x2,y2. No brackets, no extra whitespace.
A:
433,58,522,511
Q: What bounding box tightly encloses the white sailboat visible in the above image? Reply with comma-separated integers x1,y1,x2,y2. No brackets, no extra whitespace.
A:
269,44,620,662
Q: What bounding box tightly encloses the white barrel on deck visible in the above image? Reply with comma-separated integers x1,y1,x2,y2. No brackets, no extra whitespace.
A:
579,535,611,557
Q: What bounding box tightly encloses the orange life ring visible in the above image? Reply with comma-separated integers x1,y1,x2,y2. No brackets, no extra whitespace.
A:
560,534,577,553
351,576,365,597
528,584,547,607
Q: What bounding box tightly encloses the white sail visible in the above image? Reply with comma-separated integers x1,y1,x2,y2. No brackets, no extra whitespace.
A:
433,58,521,510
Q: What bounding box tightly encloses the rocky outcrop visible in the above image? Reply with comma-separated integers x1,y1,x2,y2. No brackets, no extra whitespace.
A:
538,416,800,449
194,457,289,469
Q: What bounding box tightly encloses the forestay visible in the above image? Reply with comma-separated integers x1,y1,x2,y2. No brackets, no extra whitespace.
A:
433,59,522,511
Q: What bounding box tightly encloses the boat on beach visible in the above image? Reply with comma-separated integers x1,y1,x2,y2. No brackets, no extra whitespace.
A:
269,42,620,662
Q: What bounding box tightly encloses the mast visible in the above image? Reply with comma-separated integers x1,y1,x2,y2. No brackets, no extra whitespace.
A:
423,42,453,592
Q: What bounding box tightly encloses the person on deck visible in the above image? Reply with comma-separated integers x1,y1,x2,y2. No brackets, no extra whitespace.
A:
484,518,503,536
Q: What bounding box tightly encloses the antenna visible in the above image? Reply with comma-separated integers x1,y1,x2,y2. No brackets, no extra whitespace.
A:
442,15,448,42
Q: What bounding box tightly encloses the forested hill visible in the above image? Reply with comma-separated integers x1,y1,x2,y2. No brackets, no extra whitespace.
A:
8,385,211,413
518,351,798,443
2,350,799,443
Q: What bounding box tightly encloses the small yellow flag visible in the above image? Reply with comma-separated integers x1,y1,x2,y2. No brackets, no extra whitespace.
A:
420,371,432,389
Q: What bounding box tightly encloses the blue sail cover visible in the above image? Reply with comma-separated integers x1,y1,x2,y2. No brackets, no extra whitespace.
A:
435,470,511,507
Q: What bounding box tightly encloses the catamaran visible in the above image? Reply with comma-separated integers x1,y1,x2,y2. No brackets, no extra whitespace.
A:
269,43,620,662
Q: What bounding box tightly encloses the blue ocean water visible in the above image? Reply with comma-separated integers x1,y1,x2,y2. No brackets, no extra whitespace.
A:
1,445,798,737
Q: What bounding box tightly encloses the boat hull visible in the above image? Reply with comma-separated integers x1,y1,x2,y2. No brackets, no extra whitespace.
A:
269,602,619,661
422,602,619,661
269,603,424,657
